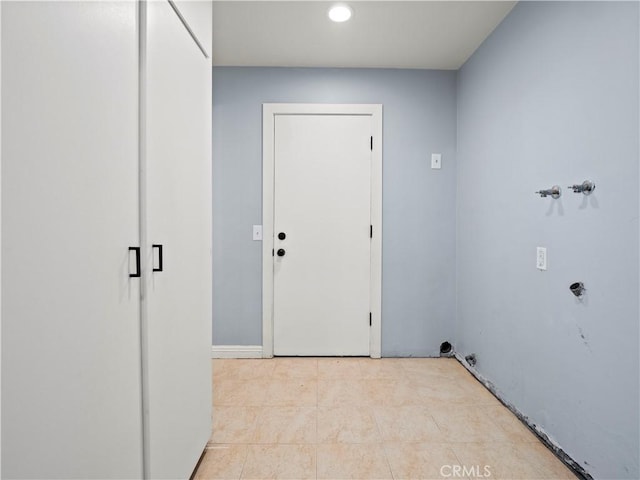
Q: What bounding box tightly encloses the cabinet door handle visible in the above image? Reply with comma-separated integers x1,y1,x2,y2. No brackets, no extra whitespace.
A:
152,244,163,272
129,247,141,278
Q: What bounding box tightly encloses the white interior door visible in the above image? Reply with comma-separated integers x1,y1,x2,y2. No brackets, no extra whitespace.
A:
143,1,212,478
273,114,372,356
1,2,143,478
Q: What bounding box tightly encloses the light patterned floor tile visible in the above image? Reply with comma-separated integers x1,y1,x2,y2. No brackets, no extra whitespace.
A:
317,406,382,444
514,443,576,479
413,382,484,406
451,442,575,480
396,358,468,378
193,445,247,480
241,445,316,480
213,359,276,381
403,370,465,388
455,376,502,405
316,444,393,479
384,443,461,480
200,358,576,480
253,407,316,444
264,379,317,406
364,379,424,407
429,405,513,443
318,379,372,406
358,358,406,380
373,406,443,443
317,358,363,379
272,358,318,379
481,405,539,443
211,406,261,444
213,379,271,407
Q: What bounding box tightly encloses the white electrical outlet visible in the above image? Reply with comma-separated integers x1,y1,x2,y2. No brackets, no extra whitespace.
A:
431,153,442,169
252,225,263,241
536,247,547,270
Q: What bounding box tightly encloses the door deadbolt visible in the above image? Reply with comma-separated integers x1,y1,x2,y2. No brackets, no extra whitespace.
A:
278,232,286,240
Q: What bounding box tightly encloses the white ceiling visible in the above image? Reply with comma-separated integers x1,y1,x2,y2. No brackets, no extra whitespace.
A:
212,1,517,70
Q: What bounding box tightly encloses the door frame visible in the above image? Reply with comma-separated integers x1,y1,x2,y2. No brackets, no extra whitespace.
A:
262,103,382,358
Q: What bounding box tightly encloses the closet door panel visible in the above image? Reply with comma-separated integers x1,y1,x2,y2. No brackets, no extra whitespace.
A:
1,2,143,478
171,0,212,56
144,1,212,478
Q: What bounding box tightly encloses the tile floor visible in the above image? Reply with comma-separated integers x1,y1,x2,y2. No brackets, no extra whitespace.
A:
194,358,576,480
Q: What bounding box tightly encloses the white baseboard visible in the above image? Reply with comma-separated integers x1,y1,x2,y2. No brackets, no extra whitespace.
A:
211,345,264,359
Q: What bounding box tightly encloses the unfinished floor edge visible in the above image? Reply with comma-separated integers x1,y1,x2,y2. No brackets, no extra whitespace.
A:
454,353,591,480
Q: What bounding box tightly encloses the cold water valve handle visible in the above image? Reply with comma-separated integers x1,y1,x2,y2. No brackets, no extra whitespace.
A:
535,185,561,199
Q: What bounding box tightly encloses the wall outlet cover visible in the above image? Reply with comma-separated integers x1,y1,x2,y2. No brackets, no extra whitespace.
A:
431,153,442,169
253,225,263,241
536,247,547,270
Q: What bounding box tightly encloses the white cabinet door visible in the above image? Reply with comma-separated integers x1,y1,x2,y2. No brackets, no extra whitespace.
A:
143,1,212,478
1,2,143,478
170,0,212,57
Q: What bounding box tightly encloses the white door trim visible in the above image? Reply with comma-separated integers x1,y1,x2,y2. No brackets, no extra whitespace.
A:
1,3,3,463
262,103,382,358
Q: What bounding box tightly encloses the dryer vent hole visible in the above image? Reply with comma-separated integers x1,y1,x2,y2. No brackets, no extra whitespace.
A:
439,341,452,356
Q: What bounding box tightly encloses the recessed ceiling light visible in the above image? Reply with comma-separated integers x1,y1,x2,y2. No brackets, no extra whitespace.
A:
328,4,353,23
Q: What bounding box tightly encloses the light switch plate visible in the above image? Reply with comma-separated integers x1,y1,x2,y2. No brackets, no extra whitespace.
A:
431,153,442,169
253,225,263,241
536,247,547,270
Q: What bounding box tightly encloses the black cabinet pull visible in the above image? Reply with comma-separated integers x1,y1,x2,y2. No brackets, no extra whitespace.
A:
129,247,141,278
152,244,163,272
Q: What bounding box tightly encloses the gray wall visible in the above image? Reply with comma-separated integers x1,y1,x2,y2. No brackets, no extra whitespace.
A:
456,2,639,478
213,67,457,356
